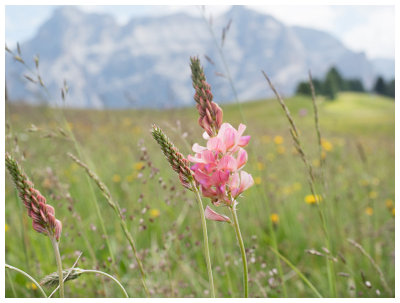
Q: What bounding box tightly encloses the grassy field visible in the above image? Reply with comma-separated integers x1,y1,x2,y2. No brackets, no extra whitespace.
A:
5,92,395,298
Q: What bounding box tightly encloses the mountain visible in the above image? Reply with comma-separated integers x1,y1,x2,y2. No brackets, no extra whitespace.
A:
5,6,395,109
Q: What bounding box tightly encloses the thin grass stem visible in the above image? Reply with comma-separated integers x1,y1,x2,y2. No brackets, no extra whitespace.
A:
198,7,246,124
348,238,392,296
269,248,323,298
80,270,129,298
5,264,47,298
262,70,337,297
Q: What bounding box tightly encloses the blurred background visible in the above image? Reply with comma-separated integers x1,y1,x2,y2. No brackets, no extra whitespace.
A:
5,5,395,108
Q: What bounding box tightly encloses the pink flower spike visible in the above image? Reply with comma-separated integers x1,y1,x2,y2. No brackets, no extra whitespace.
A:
204,206,231,223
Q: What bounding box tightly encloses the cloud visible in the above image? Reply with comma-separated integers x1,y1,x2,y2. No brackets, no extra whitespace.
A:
246,5,394,59
341,6,395,59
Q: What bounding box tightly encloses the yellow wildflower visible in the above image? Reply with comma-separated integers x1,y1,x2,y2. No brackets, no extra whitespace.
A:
266,153,275,162
26,282,37,290
385,199,394,209
122,118,132,127
392,208,395,216
112,174,121,183
270,213,279,224
254,177,262,185
256,162,265,171
274,135,284,145
277,146,285,154
5,224,9,232
150,209,160,218
368,191,378,199
365,207,373,216
321,139,333,152
132,126,142,135
282,186,292,196
312,159,320,167
305,194,322,204
125,174,137,183
133,161,145,171
69,163,79,173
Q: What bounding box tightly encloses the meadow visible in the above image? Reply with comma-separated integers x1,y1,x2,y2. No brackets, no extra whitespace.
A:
5,91,395,298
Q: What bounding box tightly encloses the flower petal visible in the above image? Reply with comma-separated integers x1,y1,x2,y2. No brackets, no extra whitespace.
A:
238,135,251,147
192,143,206,153
204,206,231,223
218,154,237,171
236,148,248,169
238,171,254,194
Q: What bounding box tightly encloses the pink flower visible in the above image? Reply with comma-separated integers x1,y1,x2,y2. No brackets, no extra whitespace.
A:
188,123,254,206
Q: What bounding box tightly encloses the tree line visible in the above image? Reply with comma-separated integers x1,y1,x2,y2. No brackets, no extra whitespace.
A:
296,67,395,100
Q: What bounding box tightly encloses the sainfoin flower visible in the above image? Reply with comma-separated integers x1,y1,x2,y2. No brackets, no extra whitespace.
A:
5,153,62,240
188,123,254,207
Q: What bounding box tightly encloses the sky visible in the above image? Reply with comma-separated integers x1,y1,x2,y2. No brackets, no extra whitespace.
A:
5,5,395,60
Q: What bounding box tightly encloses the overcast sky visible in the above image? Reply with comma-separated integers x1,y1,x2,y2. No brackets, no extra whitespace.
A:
5,5,395,60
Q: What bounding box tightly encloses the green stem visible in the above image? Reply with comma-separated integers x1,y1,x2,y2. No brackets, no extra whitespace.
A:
229,203,248,298
269,248,323,298
81,269,129,298
5,264,47,298
50,237,64,298
191,181,216,298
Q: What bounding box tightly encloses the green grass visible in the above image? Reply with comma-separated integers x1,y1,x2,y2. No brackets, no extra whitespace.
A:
5,92,395,298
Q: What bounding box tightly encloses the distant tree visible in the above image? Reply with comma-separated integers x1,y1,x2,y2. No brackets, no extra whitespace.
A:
295,82,311,95
295,79,324,96
385,79,395,98
323,67,344,100
345,79,365,92
373,76,386,95
295,66,367,100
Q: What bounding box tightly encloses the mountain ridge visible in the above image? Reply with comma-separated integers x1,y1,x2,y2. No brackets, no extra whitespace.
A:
5,6,394,109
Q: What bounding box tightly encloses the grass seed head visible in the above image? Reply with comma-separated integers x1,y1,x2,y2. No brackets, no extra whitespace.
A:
151,125,194,190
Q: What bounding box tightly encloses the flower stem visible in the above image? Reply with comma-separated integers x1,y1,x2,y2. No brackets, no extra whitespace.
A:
229,203,248,298
81,269,129,298
191,180,216,298
50,236,64,298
